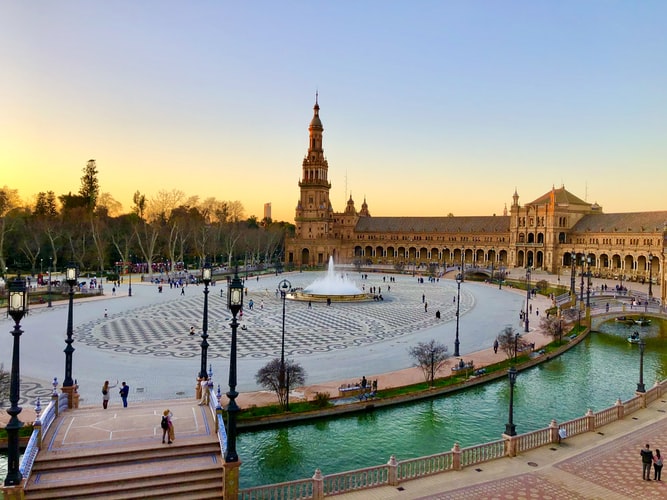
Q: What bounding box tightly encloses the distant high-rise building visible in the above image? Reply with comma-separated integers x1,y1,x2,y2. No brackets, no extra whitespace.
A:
264,203,272,221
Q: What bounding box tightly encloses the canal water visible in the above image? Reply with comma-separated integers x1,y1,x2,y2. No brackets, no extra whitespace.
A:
236,317,667,488
2,318,666,488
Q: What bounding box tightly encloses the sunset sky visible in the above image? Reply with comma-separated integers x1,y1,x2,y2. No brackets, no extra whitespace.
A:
2,1,665,222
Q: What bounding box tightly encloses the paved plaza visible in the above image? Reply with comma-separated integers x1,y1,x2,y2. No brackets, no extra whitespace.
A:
1,269,539,409
3,269,665,499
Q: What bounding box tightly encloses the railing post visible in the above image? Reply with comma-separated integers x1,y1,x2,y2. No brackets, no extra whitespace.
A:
312,468,324,500
387,455,398,486
636,391,648,408
585,408,595,432
34,399,43,449
0,485,25,500
615,398,625,420
222,460,241,500
503,434,518,457
549,419,559,444
451,443,462,471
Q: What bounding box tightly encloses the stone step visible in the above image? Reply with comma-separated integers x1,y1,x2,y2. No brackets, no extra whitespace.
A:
25,468,223,500
25,455,223,499
33,440,220,471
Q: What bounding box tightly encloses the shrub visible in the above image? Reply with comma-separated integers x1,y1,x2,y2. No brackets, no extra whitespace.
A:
313,392,331,408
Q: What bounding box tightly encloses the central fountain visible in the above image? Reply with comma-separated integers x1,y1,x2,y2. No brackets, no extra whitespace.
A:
289,257,375,302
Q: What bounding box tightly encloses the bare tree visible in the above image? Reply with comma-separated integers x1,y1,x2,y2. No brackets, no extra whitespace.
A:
408,339,450,386
540,315,564,343
255,358,306,410
496,326,529,361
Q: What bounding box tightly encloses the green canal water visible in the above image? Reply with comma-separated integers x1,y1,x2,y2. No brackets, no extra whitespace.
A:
236,317,667,488
2,317,667,489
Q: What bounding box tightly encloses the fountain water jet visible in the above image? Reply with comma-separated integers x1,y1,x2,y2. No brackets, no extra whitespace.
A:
289,257,375,302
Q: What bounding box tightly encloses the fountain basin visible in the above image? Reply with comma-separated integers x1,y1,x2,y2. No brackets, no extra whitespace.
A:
287,291,376,303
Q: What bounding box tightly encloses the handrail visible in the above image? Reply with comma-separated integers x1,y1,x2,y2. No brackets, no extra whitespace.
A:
19,395,63,481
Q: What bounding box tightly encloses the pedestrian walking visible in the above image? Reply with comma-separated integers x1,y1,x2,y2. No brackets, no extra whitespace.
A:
181,286,185,296
424,302,428,312
104,308,108,318
101,380,117,409
641,443,654,480
654,449,663,481
493,339,499,354
189,326,195,335
119,381,129,407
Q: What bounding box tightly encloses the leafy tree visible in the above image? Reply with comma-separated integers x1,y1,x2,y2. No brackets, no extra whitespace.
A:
58,192,88,211
408,339,450,386
79,159,100,211
0,187,23,274
496,326,529,361
132,191,147,220
255,358,306,411
34,191,58,217
536,279,549,293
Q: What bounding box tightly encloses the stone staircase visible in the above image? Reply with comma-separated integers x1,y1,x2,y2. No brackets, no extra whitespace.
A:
22,401,225,499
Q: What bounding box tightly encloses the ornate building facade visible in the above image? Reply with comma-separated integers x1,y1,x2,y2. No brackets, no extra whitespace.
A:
285,99,666,303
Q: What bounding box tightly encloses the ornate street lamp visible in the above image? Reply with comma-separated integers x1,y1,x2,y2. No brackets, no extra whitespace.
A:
199,262,212,379
224,269,244,463
47,256,53,308
648,253,653,300
524,268,531,333
454,273,462,357
637,339,646,393
278,278,291,410
586,257,592,309
505,366,518,436
4,275,28,486
63,263,78,387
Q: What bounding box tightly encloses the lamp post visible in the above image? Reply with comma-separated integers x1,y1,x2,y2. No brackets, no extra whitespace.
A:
514,332,519,364
224,269,244,463
454,273,462,357
279,278,291,410
40,258,43,275
505,366,518,437
128,258,132,297
460,248,465,282
648,253,653,300
586,257,592,309
63,263,78,388
524,268,531,333
199,262,212,379
570,251,576,297
637,339,646,393
490,248,494,283
4,275,28,486
579,257,585,306
47,257,53,308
